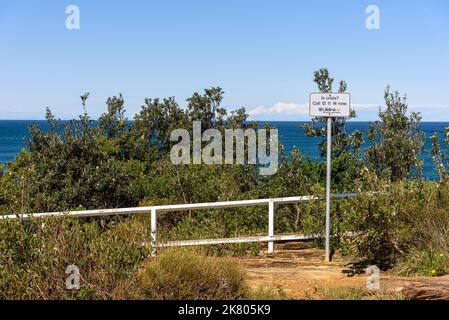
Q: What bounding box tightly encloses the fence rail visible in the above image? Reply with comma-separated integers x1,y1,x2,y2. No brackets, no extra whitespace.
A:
1,193,357,255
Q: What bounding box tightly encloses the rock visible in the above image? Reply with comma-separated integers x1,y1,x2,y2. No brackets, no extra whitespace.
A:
402,280,449,300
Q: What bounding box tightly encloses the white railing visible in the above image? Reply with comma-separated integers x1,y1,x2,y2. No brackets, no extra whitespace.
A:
1,193,357,255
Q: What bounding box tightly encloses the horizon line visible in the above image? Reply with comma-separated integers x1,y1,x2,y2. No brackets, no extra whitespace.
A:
1,119,449,123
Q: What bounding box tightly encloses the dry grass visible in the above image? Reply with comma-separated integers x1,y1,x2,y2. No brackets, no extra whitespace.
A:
317,286,405,300
133,248,249,300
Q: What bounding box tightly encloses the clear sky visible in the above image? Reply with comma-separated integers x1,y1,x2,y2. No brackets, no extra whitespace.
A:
1,0,448,121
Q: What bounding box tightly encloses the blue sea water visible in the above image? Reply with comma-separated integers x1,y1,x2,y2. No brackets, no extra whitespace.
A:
0,120,448,180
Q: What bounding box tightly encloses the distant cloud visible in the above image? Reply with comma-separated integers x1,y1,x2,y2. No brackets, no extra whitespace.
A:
248,102,381,120
352,104,380,110
408,105,449,122
248,102,309,117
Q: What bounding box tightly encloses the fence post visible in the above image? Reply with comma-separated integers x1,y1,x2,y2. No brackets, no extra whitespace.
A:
268,200,275,254
151,208,157,256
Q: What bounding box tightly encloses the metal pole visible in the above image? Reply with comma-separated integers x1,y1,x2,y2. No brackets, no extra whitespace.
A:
151,208,157,256
325,117,332,262
268,200,274,254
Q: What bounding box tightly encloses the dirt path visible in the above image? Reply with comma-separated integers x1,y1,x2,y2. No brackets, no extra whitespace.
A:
232,243,449,299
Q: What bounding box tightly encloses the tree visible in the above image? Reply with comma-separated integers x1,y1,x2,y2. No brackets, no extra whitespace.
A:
20,96,139,212
99,94,127,139
302,68,363,158
129,96,189,162
187,87,226,130
301,68,364,190
366,86,425,181
430,127,449,182
97,94,132,160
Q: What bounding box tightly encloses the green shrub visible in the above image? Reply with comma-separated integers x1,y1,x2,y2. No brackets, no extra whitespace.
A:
135,248,249,300
318,286,404,300
0,216,150,299
333,174,449,273
365,86,425,181
249,285,287,300
397,248,449,277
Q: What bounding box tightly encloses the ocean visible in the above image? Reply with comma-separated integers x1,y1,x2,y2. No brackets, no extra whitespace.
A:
1,120,448,180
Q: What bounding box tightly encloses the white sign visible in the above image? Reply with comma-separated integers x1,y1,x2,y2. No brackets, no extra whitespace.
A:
309,93,351,117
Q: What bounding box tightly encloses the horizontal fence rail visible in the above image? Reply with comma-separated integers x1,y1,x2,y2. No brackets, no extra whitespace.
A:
1,193,358,255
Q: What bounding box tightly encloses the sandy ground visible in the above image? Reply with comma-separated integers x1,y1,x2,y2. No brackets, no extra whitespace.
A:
231,242,449,299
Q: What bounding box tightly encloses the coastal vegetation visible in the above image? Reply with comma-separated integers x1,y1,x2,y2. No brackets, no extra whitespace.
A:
1,68,449,299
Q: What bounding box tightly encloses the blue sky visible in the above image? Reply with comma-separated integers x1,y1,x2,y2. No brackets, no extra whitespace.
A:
1,0,448,121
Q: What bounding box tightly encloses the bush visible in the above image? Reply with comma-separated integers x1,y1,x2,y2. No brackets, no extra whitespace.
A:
366,86,425,181
317,286,404,300
340,181,401,267
0,217,150,299
333,173,449,273
397,248,449,277
135,248,249,300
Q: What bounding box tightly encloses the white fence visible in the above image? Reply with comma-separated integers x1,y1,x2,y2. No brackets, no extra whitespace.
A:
1,193,357,255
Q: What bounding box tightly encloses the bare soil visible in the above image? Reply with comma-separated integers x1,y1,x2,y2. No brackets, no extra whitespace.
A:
232,242,449,299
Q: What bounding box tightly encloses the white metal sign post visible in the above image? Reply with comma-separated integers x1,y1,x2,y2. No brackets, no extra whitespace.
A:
309,93,351,262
